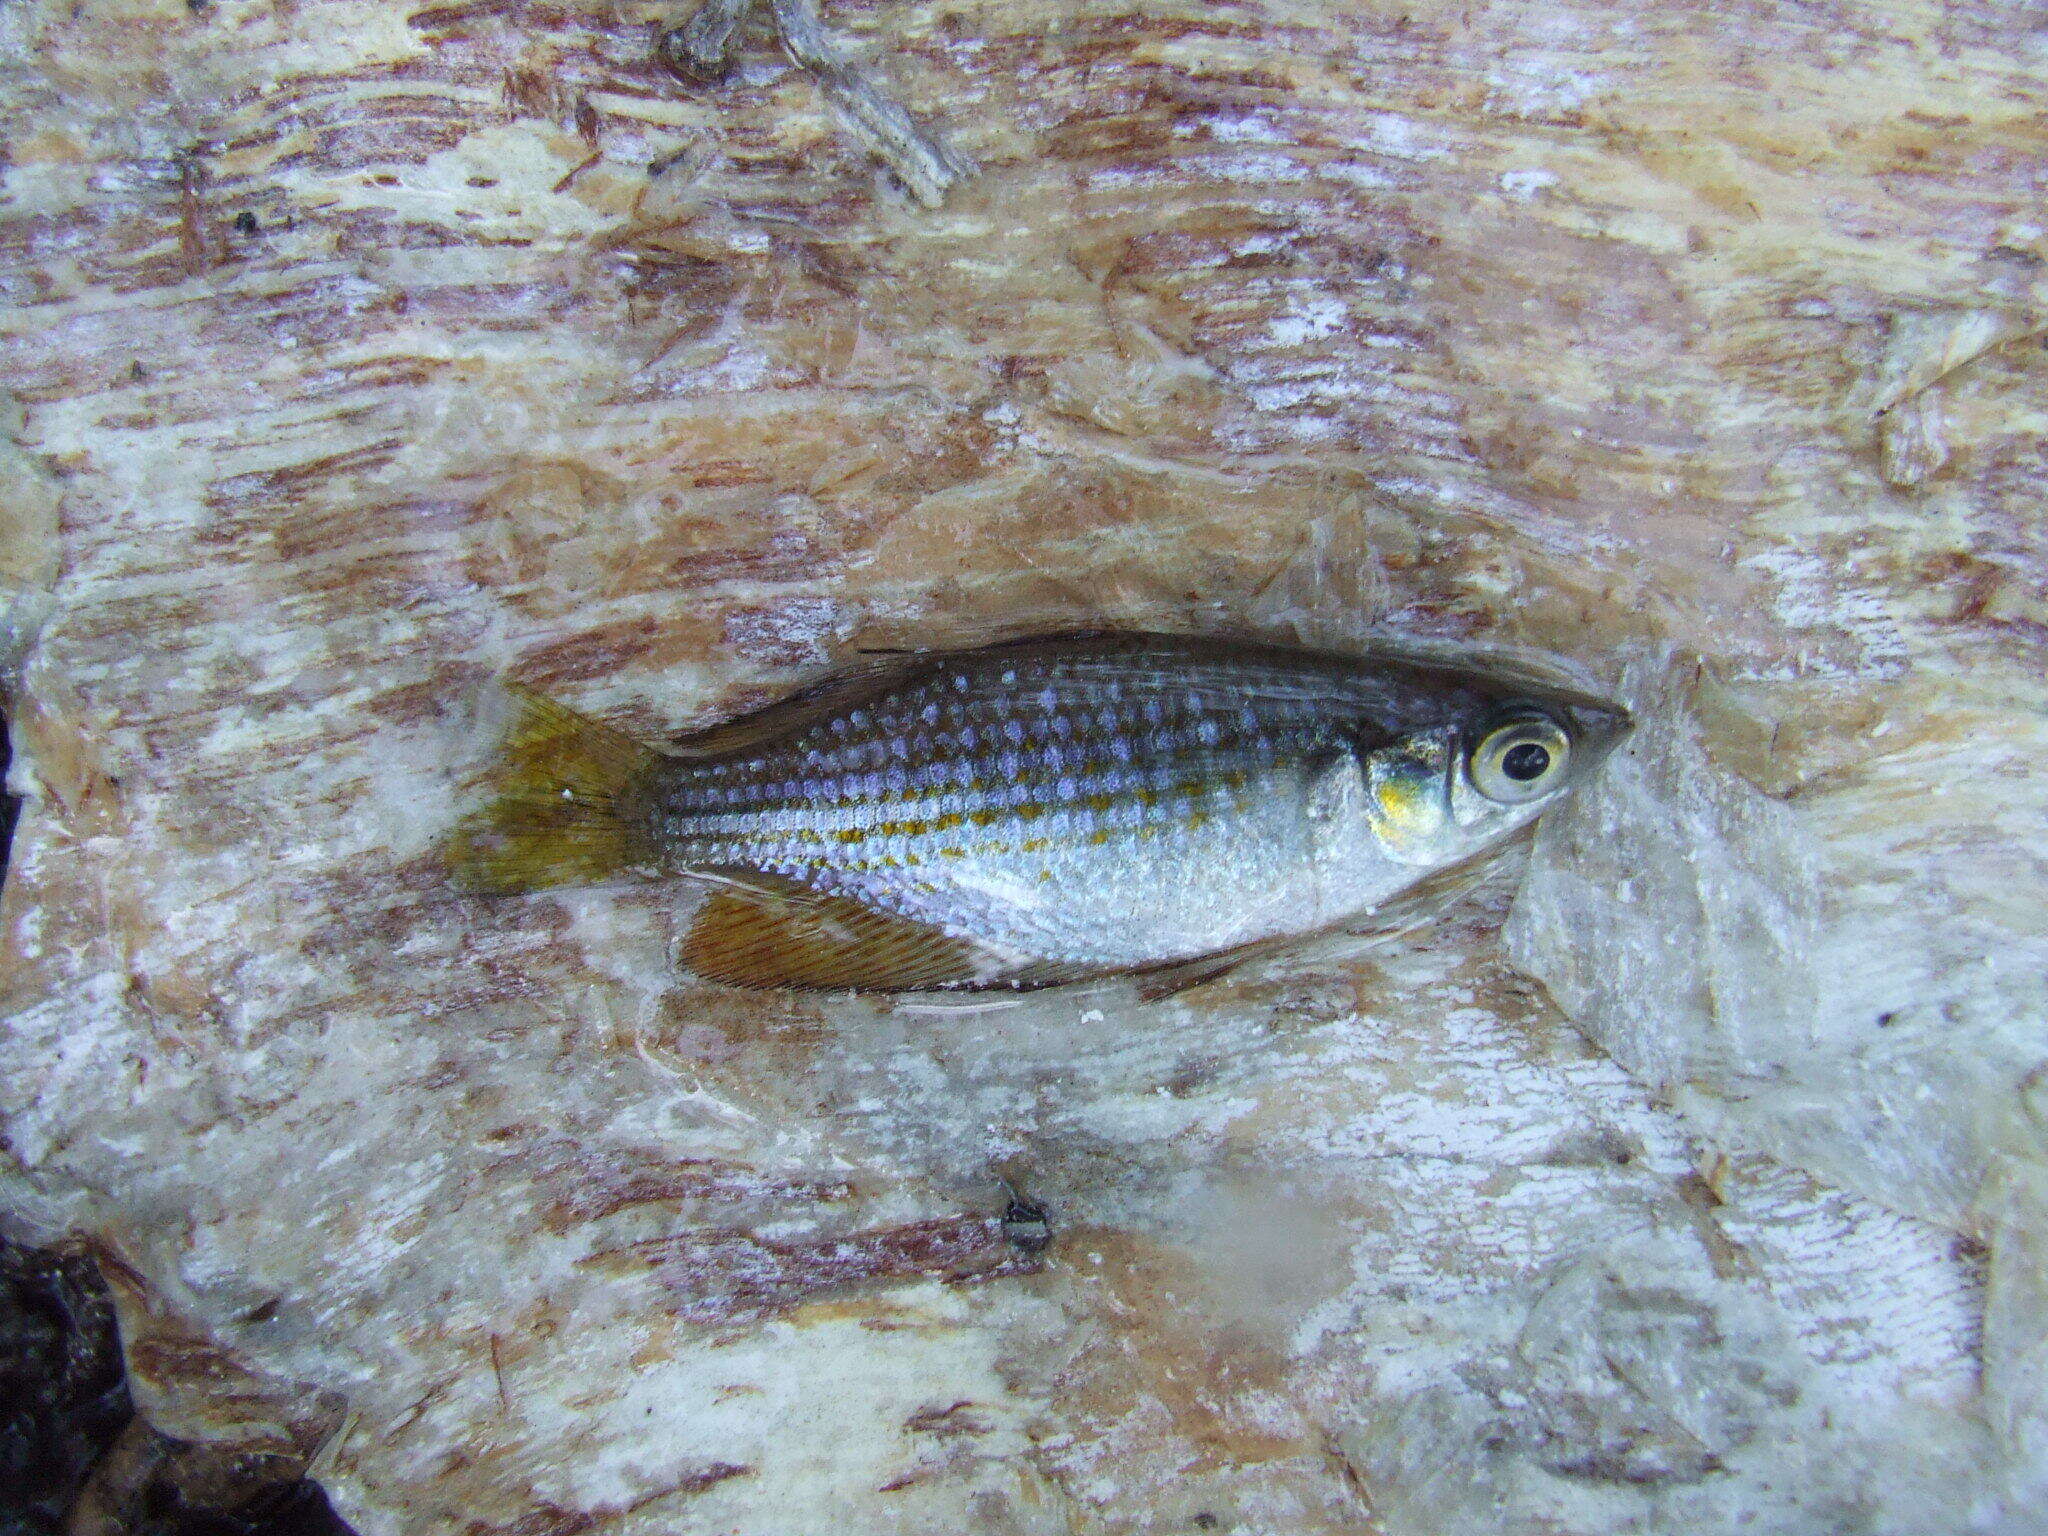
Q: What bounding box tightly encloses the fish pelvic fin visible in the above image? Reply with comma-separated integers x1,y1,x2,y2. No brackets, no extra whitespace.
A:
446,684,659,895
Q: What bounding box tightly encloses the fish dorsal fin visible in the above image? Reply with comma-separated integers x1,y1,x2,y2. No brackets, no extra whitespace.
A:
678,875,1113,994
665,657,924,761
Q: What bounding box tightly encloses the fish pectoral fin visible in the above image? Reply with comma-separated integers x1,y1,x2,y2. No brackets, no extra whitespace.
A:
1130,953,1244,1003
1128,932,1301,1003
1344,833,1521,944
679,882,1065,993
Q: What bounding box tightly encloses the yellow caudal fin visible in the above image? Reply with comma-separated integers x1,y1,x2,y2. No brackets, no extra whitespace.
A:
446,684,659,895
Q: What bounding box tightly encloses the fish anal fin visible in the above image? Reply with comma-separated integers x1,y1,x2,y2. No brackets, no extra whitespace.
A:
681,884,1005,992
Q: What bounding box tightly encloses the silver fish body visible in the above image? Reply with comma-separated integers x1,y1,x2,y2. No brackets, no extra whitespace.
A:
627,634,1626,983
451,633,1626,990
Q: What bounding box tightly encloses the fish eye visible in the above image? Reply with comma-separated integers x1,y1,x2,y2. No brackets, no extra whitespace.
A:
1469,714,1572,804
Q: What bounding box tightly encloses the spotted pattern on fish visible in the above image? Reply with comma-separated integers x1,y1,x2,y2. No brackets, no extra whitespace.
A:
633,638,1477,967
656,682,1308,871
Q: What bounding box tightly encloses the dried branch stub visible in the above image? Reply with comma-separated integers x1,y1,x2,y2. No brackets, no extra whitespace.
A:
656,0,973,207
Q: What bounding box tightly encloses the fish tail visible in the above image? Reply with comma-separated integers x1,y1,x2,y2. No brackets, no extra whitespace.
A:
446,684,659,895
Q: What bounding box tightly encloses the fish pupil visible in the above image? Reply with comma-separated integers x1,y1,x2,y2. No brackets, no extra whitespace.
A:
1501,742,1551,782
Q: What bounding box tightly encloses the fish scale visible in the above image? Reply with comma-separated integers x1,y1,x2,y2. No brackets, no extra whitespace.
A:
662,689,1303,859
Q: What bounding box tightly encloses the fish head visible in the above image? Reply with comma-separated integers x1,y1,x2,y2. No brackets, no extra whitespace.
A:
1358,687,1630,869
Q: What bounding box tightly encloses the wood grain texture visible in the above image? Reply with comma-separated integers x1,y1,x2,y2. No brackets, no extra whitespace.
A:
1,1,2043,1531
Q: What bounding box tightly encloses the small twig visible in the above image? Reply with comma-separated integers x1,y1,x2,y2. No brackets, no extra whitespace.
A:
488,1331,511,1415
552,151,602,194
814,71,971,209
766,0,844,72
657,0,972,207
660,0,752,81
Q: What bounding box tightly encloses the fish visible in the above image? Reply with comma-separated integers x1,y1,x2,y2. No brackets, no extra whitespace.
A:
446,632,1629,993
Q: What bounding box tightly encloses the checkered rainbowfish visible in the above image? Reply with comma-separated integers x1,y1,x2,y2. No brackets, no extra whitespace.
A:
447,633,1628,992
